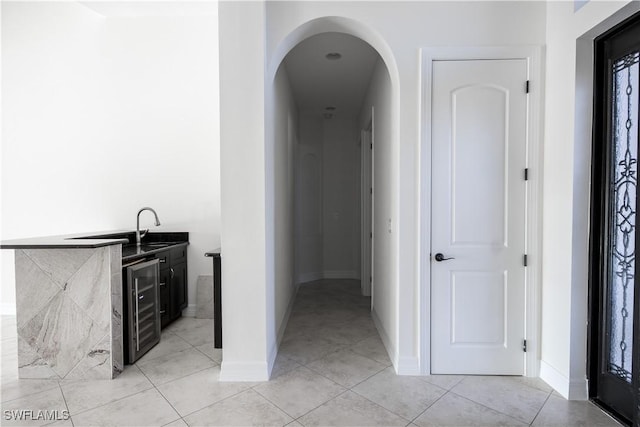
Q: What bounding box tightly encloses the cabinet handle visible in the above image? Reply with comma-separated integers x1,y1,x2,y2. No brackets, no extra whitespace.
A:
134,278,140,351
160,282,166,287
160,310,166,315
170,267,174,279
159,257,167,264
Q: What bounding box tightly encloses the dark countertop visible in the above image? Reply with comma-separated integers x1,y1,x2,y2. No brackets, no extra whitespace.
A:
1,230,189,252
0,230,129,249
205,248,221,258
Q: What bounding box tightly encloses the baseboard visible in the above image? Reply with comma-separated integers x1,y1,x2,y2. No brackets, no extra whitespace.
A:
397,356,421,375
219,361,270,382
322,270,359,280
540,360,588,400
1,303,16,315
267,340,278,379
297,270,360,284
182,304,196,318
371,308,398,371
297,272,323,284
568,377,589,400
277,284,298,345
540,360,568,398
371,308,419,375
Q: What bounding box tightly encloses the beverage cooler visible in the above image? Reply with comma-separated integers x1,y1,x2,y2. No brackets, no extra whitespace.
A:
123,258,161,363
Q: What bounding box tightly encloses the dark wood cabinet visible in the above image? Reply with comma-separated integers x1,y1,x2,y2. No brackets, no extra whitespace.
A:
172,261,187,314
159,268,172,328
156,244,188,329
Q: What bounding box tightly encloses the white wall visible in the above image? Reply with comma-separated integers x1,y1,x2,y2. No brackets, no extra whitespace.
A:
358,58,396,363
294,112,361,283
295,113,324,282
271,65,298,344
263,0,546,375
321,116,360,280
218,1,271,381
1,2,220,315
540,0,638,399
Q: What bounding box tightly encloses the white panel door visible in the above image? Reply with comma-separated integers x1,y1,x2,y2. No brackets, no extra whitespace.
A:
431,59,527,375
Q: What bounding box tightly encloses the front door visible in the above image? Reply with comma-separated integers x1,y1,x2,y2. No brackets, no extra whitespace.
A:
590,12,640,425
431,59,528,375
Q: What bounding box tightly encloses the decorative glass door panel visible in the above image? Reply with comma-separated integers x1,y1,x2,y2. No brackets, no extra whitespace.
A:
590,12,640,427
607,51,638,385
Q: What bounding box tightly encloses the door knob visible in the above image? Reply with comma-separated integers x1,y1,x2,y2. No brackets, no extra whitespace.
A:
434,253,455,262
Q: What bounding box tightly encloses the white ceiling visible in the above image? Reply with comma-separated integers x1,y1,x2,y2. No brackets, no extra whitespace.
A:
79,1,218,17
283,32,380,117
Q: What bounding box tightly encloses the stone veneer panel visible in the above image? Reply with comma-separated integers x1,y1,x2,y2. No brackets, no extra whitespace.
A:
109,244,124,377
14,247,123,380
195,275,214,319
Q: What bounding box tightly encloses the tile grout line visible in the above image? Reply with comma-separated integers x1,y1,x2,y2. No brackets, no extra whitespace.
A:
135,356,183,424
63,322,217,423
528,389,553,426
177,387,257,422
276,285,397,424
56,380,75,427
408,389,451,426
294,339,390,384
65,365,156,418
250,361,349,423
135,346,216,386
1,378,62,405
151,324,250,423
190,342,220,364
291,387,354,425
445,388,533,426
250,385,309,424
347,385,421,425
446,376,555,424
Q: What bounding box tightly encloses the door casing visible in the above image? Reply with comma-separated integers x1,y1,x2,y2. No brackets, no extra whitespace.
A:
361,114,374,298
419,46,544,376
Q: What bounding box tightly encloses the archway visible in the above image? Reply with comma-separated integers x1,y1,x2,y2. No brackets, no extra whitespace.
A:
264,17,401,375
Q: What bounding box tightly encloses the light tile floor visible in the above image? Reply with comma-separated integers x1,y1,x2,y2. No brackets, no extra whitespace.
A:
0,279,623,426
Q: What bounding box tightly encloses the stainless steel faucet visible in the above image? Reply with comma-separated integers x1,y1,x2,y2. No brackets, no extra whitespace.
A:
136,207,161,246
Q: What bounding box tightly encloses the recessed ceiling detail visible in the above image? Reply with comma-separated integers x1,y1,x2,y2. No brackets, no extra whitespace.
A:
325,52,342,60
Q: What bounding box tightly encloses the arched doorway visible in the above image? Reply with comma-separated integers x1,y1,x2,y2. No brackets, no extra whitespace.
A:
265,18,400,375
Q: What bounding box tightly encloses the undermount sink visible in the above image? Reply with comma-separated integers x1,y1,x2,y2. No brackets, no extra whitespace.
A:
121,241,185,260
140,242,176,247
125,242,183,250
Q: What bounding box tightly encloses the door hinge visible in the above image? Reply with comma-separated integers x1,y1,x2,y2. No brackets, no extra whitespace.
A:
523,254,528,267
370,187,373,195
370,143,373,149
524,168,529,181
369,276,372,283
370,232,373,239
525,80,530,93
523,339,527,352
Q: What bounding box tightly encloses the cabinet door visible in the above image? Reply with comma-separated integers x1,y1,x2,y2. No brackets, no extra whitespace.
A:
159,268,171,329
171,261,188,315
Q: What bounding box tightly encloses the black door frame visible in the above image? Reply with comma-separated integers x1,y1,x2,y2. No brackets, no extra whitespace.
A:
588,11,640,427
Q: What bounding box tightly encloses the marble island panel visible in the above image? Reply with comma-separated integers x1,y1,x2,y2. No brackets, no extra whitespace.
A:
11,245,123,380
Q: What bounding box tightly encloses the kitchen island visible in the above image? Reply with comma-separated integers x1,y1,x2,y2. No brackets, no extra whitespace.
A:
1,230,188,380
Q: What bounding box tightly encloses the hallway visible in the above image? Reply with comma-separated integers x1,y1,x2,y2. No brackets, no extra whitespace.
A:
0,280,622,426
